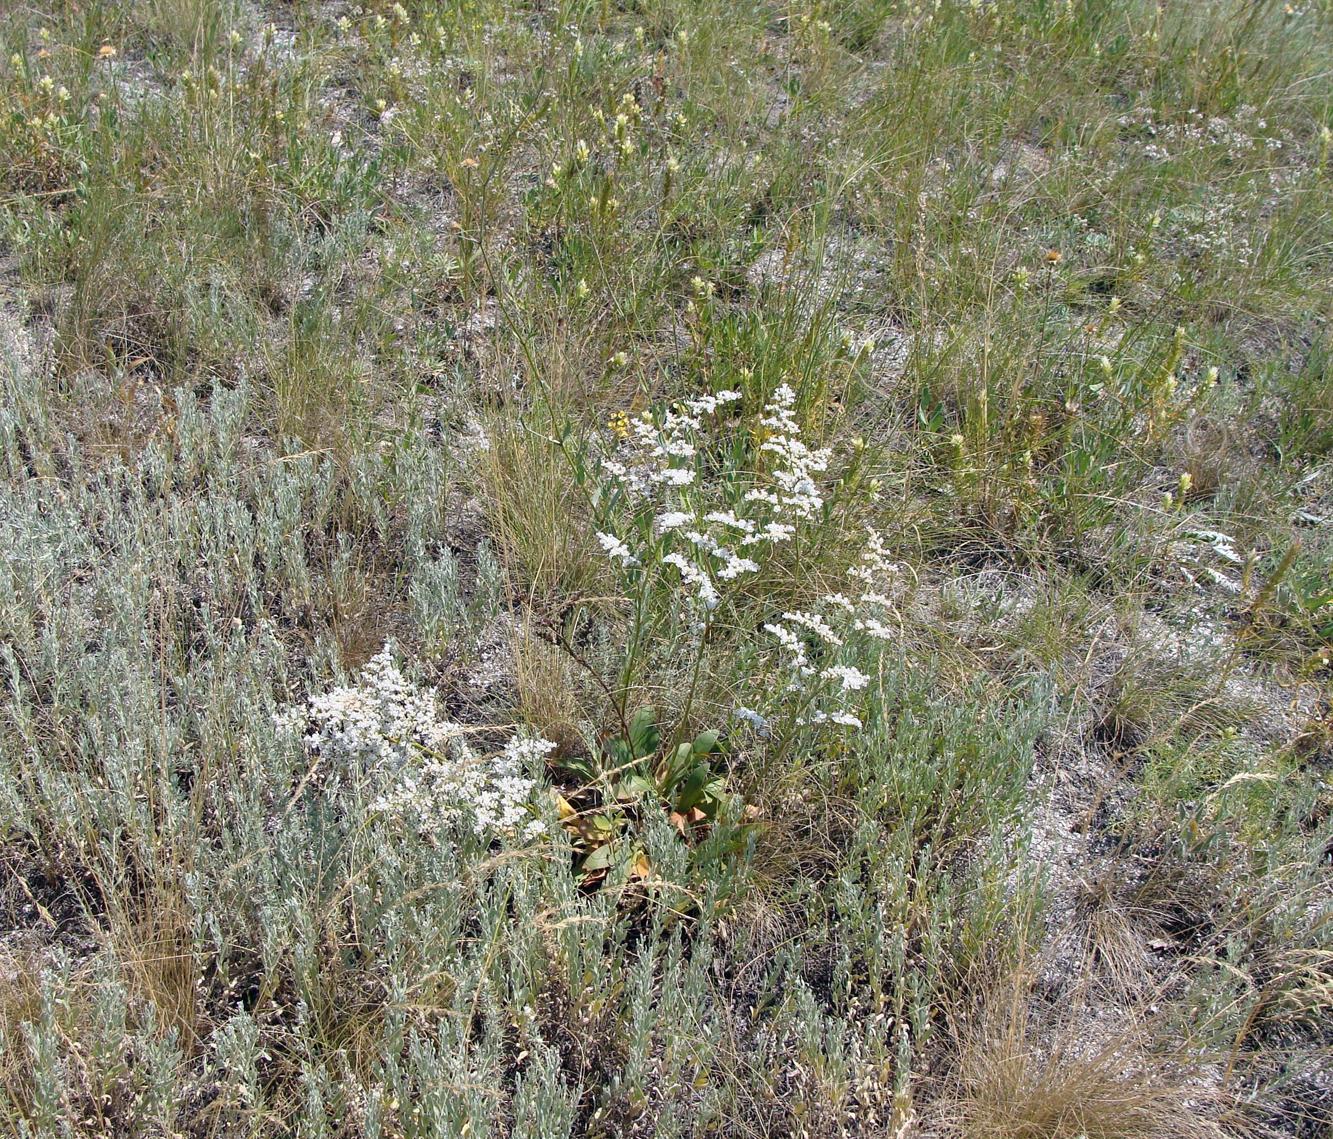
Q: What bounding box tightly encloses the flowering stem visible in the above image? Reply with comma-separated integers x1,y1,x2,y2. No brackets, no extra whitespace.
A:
666,618,710,757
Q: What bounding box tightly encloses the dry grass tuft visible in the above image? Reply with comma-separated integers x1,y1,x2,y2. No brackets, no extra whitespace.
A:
475,416,601,603
109,880,204,1054
932,967,1221,1139
512,619,588,757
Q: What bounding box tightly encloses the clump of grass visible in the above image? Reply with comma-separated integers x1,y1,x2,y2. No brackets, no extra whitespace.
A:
933,967,1221,1139
1091,637,1241,754
475,413,603,604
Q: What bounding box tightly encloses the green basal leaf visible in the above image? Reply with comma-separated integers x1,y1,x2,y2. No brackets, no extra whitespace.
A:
560,754,598,783
579,843,616,873
605,737,632,767
613,773,655,801
674,765,712,813
661,742,695,789
691,729,720,755
628,706,660,758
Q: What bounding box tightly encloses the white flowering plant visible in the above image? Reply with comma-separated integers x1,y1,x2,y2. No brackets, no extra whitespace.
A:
576,381,900,750
577,382,829,712
545,381,905,892
274,645,552,845
732,526,904,746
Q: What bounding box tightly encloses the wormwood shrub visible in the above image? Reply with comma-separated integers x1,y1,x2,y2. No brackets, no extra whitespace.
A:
0,352,1049,1135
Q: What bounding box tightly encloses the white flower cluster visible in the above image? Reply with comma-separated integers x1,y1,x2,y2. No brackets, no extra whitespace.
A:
750,383,831,520
597,530,638,565
373,733,553,840
273,646,453,767
275,646,551,841
739,528,902,734
594,385,831,614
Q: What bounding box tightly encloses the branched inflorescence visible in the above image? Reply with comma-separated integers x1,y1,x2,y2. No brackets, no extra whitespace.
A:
595,384,830,614
592,383,900,738
741,528,901,734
